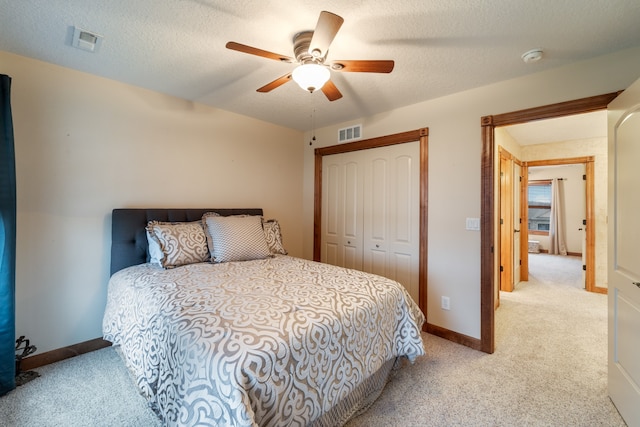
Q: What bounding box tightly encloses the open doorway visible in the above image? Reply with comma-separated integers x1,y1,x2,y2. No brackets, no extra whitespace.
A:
496,110,609,296
478,91,619,354
525,163,587,290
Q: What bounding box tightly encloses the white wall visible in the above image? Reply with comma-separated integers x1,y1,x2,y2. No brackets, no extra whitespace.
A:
2,51,304,354
302,46,640,339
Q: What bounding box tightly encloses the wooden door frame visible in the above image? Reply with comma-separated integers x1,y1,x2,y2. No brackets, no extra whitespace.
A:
314,128,429,319
499,148,515,293
480,92,620,354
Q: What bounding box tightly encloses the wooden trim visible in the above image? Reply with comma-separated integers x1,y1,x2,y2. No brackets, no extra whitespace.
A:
480,92,618,354
313,151,323,261
425,322,483,351
20,338,111,371
480,118,495,354
419,132,429,314
488,92,622,127
521,164,529,282
527,157,594,166
314,129,424,156
529,230,550,236
585,160,596,292
313,128,429,321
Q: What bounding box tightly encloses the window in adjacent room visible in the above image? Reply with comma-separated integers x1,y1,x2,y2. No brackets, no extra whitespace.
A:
528,180,551,235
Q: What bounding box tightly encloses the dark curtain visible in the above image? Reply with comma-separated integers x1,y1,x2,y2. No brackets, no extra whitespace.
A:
0,74,16,396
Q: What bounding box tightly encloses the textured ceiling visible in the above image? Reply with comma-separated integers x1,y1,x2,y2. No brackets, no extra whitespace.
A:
1,0,640,131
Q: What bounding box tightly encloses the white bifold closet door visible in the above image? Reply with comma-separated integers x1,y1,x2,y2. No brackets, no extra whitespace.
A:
321,141,420,301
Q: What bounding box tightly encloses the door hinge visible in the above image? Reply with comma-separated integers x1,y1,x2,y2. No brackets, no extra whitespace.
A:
583,219,587,226
583,265,587,271
583,174,586,180
500,266,504,272
500,218,504,225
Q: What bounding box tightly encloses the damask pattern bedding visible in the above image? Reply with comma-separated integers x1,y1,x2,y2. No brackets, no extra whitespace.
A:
103,255,425,426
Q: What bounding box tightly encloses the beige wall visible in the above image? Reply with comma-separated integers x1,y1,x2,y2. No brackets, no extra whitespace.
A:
302,46,640,339
2,51,304,354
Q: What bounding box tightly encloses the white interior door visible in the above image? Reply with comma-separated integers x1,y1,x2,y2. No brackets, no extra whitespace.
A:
321,153,363,270
362,142,420,301
513,162,521,285
608,75,640,427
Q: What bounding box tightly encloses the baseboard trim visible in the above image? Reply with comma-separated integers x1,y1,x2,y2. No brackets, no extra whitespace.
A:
537,249,582,257
20,338,112,371
425,322,483,352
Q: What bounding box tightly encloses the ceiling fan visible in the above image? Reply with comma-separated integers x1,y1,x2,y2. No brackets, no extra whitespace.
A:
226,11,394,101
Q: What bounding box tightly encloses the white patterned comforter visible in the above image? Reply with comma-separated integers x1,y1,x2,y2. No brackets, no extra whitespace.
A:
103,255,425,426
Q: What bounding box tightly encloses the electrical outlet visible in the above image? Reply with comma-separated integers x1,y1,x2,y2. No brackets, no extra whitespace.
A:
441,296,450,310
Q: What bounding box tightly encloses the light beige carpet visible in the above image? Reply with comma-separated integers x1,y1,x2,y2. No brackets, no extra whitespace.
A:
347,253,625,426
0,254,626,426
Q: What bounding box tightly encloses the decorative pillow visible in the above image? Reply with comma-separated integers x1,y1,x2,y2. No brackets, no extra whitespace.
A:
203,215,272,263
146,229,165,267
263,219,287,255
201,211,221,254
145,220,209,268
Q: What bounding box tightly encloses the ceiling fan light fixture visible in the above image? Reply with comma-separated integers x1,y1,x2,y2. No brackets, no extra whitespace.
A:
292,63,330,93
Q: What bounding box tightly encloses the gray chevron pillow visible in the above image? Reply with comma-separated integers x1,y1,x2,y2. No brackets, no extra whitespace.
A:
203,215,272,263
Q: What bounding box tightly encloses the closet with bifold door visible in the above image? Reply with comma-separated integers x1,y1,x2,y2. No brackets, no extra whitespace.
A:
321,141,420,302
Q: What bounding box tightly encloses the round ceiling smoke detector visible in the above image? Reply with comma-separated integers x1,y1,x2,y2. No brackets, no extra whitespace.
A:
521,49,543,63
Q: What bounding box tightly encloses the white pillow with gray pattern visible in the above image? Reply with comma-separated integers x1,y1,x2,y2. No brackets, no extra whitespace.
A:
263,219,287,255
203,215,272,263
145,220,209,268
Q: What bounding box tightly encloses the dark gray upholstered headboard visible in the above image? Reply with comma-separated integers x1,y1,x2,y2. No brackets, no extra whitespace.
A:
110,208,263,275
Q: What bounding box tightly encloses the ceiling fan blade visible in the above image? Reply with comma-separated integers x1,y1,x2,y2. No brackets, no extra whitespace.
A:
329,60,395,73
257,73,293,93
309,11,344,59
321,80,343,101
226,41,294,63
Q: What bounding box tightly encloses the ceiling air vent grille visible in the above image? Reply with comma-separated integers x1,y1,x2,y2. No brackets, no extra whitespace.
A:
71,27,103,52
338,124,362,143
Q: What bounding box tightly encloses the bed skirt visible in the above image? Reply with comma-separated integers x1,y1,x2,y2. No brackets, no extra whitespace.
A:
311,357,398,426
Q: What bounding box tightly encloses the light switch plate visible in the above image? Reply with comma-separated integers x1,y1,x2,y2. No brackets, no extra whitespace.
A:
466,217,480,231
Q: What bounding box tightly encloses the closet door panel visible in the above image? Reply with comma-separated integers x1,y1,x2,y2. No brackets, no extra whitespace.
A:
325,243,338,266
394,155,413,243
322,161,341,265
392,253,412,291
321,153,363,270
342,160,363,270
387,145,420,301
370,157,388,241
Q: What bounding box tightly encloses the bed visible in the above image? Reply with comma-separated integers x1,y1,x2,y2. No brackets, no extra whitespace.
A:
103,208,425,426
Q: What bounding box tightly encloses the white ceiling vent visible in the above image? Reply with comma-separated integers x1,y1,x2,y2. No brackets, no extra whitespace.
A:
338,124,362,143
71,27,103,52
